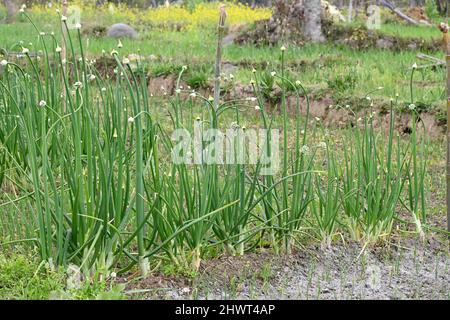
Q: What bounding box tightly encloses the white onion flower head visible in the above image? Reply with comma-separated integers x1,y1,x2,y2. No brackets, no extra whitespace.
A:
89,74,96,81
122,57,130,64
61,15,67,22
412,63,418,69
190,92,196,98
300,145,310,155
295,80,301,86
270,71,276,77
175,89,181,94
182,287,191,294
75,23,81,30
128,117,134,123
38,100,47,108
74,81,83,89
117,40,123,48
280,45,286,51
0,60,7,66
22,47,29,54
101,87,107,92
229,73,234,80
408,103,416,111
255,105,261,111
110,49,118,56
55,46,62,53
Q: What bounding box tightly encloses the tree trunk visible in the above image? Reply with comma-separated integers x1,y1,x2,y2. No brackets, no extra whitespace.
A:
437,0,449,16
303,0,325,42
3,0,18,23
348,0,353,22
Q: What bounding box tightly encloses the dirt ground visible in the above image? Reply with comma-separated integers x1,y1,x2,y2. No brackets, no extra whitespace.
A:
124,234,450,300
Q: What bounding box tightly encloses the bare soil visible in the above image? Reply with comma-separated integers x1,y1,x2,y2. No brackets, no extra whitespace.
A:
123,234,449,300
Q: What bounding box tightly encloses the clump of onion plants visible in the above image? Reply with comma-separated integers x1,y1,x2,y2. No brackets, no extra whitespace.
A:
311,140,340,249
248,47,316,255
341,102,409,246
0,10,162,277
404,65,428,240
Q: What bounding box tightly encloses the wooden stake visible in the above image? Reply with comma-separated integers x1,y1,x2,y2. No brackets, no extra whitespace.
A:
439,22,450,232
61,0,68,113
213,5,227,112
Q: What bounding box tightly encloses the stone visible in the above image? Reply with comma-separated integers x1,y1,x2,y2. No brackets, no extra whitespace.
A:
107,23,138,39
222,33,237,46
222,62,237,76
407,42,418,50
376,38,394,49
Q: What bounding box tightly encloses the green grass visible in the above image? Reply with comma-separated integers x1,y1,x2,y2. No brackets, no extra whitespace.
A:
0,252,64,299
0,15,446,112
0,251,127,299
379,23,442,40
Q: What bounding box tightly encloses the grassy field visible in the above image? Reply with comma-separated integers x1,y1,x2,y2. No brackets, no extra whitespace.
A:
0,5,447,110
0,2,449,300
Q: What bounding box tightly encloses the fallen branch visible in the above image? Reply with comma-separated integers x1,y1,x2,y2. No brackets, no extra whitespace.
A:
416,53,445,65
377,0,418,25
415,63,444,69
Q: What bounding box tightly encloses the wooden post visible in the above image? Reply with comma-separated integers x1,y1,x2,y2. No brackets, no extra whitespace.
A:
213,5,227,112
439,22,450,232
61,0,68,113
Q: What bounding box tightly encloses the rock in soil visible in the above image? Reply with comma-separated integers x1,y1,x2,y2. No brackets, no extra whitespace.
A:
107,23,138,39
